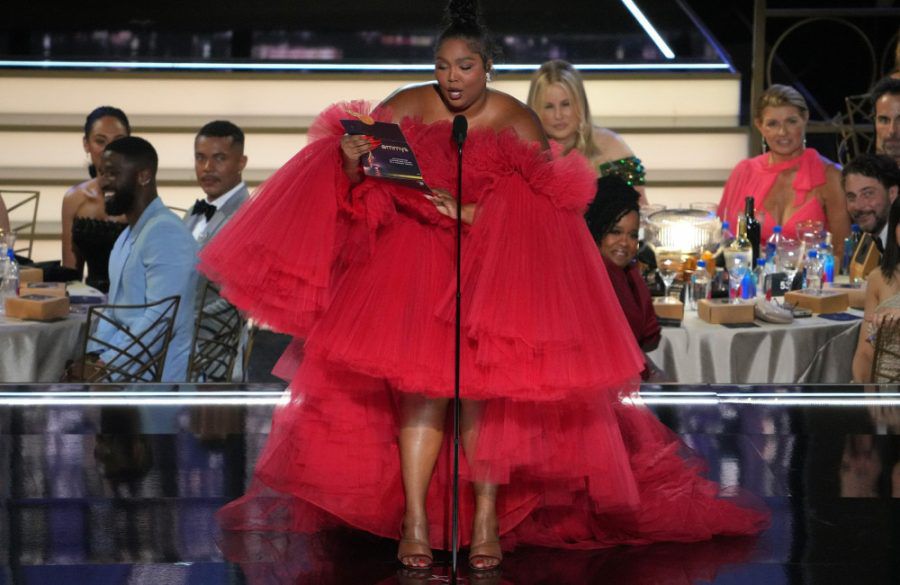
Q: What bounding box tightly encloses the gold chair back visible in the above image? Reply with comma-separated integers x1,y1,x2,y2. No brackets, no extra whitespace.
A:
187,281,250,382
80,295,181,383
1,189,40,259
837,93,875,166
871,317,900,383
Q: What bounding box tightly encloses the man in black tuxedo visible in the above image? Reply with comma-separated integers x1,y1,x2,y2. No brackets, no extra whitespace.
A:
185,120,249,247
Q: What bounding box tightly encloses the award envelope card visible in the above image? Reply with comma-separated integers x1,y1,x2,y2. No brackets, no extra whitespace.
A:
341,116,428,190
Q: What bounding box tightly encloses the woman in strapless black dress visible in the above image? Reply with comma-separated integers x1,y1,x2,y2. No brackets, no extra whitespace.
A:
61,106,131,292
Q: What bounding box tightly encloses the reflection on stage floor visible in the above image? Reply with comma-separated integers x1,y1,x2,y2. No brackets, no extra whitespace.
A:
0,384,897,584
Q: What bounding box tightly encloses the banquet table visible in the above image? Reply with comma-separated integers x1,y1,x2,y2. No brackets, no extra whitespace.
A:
647,310,863,384
0,312,87,383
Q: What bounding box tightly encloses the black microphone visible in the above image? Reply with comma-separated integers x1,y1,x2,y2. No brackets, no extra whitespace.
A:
452,115,468,147
449,111,467,575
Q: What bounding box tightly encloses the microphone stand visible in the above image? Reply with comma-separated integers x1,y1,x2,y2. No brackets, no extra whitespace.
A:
450,115,466,582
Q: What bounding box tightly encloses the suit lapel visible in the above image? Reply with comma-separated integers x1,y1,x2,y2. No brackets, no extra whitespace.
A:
198,185,248,245
107,229,132,303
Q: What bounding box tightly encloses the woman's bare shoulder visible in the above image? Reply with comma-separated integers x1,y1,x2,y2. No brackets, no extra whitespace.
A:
489,91,547,145
867,268,889,298
591,126,635,161
822,158,842,180
63,179,92,200
380,83,436,121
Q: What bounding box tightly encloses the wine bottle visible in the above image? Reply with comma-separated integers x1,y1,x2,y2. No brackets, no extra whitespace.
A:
744,196,761,264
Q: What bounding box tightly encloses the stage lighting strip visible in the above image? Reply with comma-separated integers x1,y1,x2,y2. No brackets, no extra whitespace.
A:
0,60,729,72
0,390,290,406
620,0,676,59
630,391,900,407
0,391,898,407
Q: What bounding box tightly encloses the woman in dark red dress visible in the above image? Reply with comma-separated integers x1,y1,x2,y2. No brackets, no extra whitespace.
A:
201,0,767,573
585,176,661,380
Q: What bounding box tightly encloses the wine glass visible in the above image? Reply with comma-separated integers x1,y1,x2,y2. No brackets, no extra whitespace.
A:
723,247,752,303
777,238,802,291
656,250,681,303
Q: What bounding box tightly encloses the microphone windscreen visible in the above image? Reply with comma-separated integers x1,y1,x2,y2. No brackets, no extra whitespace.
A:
452,115,468,146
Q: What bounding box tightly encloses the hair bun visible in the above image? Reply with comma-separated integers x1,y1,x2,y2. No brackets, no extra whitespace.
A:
444,0,481,30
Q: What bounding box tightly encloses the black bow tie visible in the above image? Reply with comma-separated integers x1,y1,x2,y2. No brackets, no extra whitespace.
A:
192,199,216,221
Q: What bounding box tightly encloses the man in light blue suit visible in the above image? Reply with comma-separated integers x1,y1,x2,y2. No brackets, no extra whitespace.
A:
88,136,198,382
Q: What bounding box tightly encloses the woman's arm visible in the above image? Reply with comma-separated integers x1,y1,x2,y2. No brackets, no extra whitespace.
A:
592,127,648,206
821,163,851,260
61,187,84,272
852,271,884,383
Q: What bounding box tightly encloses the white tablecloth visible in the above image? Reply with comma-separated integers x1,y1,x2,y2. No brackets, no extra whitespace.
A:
647,310,862,384
0,313,87,382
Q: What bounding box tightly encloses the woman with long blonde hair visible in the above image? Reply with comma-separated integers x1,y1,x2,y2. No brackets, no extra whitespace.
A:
528,59,648,205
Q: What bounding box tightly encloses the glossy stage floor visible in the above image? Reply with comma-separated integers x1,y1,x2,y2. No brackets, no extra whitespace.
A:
1,384,897,585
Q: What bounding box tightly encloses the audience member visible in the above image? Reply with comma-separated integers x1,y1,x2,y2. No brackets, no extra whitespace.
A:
527,59,648,205
185,120,249,246
86,137,198,382
843,154,900,250
718,84,849,258
185,120,250,380
584,176,661,379
61,106,131,292
872,77,900,167
852,192,900,383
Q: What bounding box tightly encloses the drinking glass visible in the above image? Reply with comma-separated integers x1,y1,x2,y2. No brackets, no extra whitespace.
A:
656,250,681,303
777,238,802,291
723,248,752,303
796,219,825,256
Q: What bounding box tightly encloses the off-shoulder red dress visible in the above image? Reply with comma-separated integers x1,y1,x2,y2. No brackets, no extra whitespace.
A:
200,102,768,551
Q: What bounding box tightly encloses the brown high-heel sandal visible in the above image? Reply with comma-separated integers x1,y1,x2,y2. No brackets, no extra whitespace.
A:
468,540,502,571
397,536,433,570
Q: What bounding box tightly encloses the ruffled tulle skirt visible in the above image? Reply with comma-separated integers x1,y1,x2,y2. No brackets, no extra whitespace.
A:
216,216,767,551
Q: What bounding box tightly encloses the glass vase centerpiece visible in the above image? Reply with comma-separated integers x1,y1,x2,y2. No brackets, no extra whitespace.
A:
647,208,722,303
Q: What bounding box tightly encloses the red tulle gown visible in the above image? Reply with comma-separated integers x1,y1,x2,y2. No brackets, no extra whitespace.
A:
200,101,768,551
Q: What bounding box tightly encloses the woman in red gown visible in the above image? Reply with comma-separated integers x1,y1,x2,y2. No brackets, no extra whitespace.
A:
201,0,768,573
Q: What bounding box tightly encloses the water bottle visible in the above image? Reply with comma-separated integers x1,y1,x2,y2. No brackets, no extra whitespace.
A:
740,270,755,299
765,225,783,269
818,241,834,284
6,248,18,293
0,244,8,316
689,260,711,310
720,221,735,249
753,257,767,298
0,247,16,315
805,249,823,290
